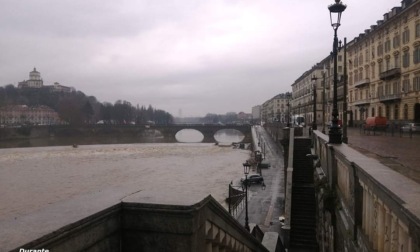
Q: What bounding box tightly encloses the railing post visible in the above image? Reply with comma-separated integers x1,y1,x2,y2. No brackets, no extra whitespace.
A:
282,127,294,249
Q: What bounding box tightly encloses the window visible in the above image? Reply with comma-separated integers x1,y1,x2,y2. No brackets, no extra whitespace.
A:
372,64,375,78
413,75,420,91
416,23,420,38
403,78,410,92
402,29,410,44
392,81,400,94
385,82,391,95
394,55,400,68
378,84,384,96
393,34,400,48
414,46,420,64
403,51,410,68
377,44,383,56
385,59,391,71
378,61,383,73
385,39,391,53
394,104,399,120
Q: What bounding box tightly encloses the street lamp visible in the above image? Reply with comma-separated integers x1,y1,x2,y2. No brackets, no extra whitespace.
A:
328,0,346,144
286,92,292,127
311,75,318,130
242,160,251,231
322,70,327,134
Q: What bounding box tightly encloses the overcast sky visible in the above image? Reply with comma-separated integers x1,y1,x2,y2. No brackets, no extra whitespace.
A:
0,0,403,117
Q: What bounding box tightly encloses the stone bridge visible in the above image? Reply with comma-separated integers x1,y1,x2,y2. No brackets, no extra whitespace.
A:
151,124,252,143
16,124,252,143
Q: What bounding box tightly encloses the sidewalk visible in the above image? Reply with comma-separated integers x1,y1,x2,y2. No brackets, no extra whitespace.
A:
237,126,285,233
344,127,420,184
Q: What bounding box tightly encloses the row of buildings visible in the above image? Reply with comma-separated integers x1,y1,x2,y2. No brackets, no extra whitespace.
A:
1,68,73,126
255,0,420,128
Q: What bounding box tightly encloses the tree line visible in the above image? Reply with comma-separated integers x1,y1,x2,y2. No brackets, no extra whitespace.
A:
0,84,173,125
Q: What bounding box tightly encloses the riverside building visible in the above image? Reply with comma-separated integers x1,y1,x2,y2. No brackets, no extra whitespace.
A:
266,0,420,128
347,0,420,125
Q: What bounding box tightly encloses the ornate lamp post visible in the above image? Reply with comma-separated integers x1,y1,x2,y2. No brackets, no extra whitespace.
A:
322,70,327,134
242,161,251,231
328,0,346,144
286,92,292,127
311,75,318,130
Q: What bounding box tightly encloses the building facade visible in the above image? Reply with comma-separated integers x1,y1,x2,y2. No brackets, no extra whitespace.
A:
347,0,420,126
283,0,420,128
0,105,61,126
252,105,262,124
49,82,74,93
291,56,336,128
261,93,290,124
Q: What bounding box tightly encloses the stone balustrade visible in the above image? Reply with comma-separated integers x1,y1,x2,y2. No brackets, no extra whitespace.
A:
311,130,420,251
5,195,269,252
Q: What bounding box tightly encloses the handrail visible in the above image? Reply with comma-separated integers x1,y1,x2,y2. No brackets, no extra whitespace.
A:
311,130,420,251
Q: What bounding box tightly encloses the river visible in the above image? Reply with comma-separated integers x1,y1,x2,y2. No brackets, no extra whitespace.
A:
0,128,245,148
0,129,250,223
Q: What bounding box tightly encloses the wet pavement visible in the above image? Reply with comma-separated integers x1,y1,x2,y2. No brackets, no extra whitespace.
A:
237,126,285,233
236,124,420,236
304,126,419,183
344,127,420,184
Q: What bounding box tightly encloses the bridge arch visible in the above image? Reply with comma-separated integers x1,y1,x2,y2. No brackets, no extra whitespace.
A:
175,129,204,143
153,124,252,143
214,129,245,143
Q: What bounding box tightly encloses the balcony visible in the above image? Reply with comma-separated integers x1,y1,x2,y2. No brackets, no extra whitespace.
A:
379,93,402,102
354,78,370,88
379,68,401,80
352,99,371,106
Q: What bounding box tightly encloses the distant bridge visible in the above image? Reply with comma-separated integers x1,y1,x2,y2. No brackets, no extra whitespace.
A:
21,124,253,143
151,124,252,143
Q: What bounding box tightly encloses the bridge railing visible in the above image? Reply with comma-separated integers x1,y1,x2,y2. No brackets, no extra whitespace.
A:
227,183,245,218
311,130,420,251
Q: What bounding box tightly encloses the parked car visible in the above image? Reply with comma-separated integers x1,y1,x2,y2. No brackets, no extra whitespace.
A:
401,123,420,133
241,174,264,185
327,120,342,128
258,161,271,169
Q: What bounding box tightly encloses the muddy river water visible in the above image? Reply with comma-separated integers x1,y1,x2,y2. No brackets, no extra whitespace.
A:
0,129,250,223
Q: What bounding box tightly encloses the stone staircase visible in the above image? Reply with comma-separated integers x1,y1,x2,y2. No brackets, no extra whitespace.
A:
290,138,318,251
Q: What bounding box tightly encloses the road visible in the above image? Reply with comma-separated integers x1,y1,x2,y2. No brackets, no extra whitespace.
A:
237,125,285,233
